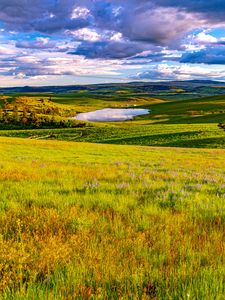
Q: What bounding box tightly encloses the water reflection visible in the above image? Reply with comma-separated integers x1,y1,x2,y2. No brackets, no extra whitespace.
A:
75,108,149,122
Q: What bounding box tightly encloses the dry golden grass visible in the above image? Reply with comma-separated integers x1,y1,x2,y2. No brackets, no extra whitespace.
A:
0,137,225,299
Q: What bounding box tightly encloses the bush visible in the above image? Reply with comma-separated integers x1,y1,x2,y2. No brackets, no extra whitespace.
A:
218,122,225,130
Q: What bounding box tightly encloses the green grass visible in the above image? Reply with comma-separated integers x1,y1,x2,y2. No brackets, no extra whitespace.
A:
137,94,225,124
0,86,225,299
0,92,224,150
5,91,162,113
0,123,224,149
0,137,225,299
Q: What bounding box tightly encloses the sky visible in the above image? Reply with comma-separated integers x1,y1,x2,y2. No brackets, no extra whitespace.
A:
1,0,225,86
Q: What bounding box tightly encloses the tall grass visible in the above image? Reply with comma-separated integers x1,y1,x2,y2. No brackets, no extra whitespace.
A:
0,137,225,299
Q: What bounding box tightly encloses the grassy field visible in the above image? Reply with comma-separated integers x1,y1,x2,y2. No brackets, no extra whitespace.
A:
0,84,224,299
0,92,224,149
0,123,224,149
141,94,225,124
0,137,225,299
3,90,225,123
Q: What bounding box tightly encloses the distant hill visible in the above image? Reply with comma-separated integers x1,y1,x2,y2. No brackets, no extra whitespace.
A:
1,80,225,94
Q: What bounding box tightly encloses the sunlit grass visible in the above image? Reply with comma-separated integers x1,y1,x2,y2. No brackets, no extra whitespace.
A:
0,123,224,149
0,137,225,298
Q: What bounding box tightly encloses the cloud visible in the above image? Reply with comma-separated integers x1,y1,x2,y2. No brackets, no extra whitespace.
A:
70,1,206,59
33,16,90,34
0,45,17,55
16,37,56,49
120,6,205,46
0,1,207,46
0,50,129,79
150,0,225,22
180,47,225,64
15,37,75,52
1,0,225,85
133,63,225,80
71,7,91,19
0,0,91,33
195,32,218,44
68,28,102,42
72,40,153,59
67,28,123,43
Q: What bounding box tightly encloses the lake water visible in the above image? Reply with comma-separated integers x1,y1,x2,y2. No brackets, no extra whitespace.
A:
75,108,149,122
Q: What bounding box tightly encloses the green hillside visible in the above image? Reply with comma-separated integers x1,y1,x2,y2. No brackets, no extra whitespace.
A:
0,92,224,149
141,94,225,124
0,123,224,149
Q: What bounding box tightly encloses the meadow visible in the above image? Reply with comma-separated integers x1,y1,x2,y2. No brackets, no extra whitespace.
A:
0,123,224,149
0,137,225,299
0,83,225,299
0,89,225,149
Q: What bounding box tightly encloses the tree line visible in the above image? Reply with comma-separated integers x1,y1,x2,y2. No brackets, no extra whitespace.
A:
0,101,85,129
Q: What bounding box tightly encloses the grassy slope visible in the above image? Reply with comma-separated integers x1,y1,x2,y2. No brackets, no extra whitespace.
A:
0,92,224,149
50,92,225,126
5,91,163,112
0,123,224,149
0,138,225,299
141,94,225,124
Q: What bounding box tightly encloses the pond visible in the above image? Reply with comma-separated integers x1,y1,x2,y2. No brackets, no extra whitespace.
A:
75,108,149,122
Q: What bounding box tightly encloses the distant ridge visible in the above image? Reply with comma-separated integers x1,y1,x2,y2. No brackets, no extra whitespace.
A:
0,80,225,94
184,79,225,84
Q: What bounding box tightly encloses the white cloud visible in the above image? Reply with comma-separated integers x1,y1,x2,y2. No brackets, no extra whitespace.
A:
71,7,91,19
196,32,217,43
134,63,225,81
0,44,18,55
110,32,123,41
69,28,102,41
